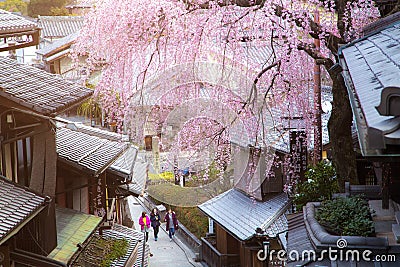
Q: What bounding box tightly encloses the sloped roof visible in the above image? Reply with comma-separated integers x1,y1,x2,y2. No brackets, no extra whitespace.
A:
0,9,38,35
198,189,290,241
48,207,103,264
105,224,150,267
36,31,79,57
0,57,92,116
70,122,129,142
56,121,146,192
71,223,149,267
339,17,400,156
0,175,48,245
117,153,148,196
38,15,84,38
56,127,127,175
286,213,315,267
109,145,138,178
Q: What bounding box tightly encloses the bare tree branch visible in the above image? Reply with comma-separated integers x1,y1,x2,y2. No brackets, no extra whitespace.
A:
191,0,344,53
297,42,335,69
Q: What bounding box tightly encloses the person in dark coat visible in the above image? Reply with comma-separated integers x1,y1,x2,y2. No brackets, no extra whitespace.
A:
150,208,161,241
164,208,178,241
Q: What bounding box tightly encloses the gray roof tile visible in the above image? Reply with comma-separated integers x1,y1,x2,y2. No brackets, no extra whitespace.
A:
56,127,127,175
38,16,84,38
198,189,290,241
340,20,400,155
104,224,150,267
0,57,92,115
117,153,148,196
109,146,138,177
0,9,37,35
0,175,47,244
36,31,79,56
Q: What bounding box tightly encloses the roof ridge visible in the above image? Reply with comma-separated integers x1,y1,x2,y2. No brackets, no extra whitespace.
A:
362,11,400,36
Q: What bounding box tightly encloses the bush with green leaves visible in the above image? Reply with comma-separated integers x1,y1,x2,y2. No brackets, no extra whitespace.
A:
315,196,374,237
292,161,338,211
100,238,129,267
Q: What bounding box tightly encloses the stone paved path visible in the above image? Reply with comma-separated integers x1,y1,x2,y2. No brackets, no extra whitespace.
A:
127,196,204,267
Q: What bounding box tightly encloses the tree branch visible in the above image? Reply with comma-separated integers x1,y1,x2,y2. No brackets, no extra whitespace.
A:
272,3,344,54
192,0,344,54
297,42,334,69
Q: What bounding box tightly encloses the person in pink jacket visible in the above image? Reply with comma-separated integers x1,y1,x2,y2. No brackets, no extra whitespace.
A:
139,211,151,242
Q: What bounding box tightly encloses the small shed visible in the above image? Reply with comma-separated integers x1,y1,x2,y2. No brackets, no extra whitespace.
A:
198,189,290,267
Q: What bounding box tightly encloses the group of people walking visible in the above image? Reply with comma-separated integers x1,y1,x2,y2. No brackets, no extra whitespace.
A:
138,207,179,242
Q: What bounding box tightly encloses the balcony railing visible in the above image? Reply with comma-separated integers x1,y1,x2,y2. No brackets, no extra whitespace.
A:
201,237,240,267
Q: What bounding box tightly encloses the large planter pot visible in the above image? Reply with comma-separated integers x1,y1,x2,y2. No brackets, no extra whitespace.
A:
303,202,388,252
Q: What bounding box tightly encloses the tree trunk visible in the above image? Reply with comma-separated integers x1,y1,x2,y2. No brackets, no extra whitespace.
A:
327,71,358,189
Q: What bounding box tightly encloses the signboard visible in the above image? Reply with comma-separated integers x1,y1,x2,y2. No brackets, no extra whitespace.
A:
208,218,214,234
290,131,308,182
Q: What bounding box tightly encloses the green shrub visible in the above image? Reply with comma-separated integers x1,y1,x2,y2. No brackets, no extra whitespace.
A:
292,161,338,211
173,206,209,239
315,196,375,237
101,238,129,267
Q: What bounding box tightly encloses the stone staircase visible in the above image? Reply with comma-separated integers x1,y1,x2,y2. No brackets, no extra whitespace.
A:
392,211,400,243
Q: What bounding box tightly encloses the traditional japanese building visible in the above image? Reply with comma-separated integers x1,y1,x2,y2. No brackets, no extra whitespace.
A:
339,12,400,206
0,9,40,53
0,175,57,266
284,12,400,267
37,15,84,45
0,57,92,194
55,122,147,225
199,189,290,267
0,56,92,266
48,207,150,267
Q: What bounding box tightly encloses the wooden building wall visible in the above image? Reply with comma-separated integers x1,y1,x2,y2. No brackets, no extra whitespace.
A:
14,200,57,256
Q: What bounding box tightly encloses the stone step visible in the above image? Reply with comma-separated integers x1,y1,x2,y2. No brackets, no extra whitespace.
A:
395,211,400,224
392,224,400,243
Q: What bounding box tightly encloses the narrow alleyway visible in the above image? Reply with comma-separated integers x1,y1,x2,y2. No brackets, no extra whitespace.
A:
127,196,204,267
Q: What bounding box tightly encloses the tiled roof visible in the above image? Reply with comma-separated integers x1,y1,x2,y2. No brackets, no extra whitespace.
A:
36,31,79,56
242,44,273,66
71,223,149,267
56,127,128,175
286,213,314,267
0,175,48,245
38,15,84,38
117,153,148,196
109,145,138,178
48,207,103,264
70,123,129,142
0,9,38,35
0,57,93,115
339,19,400,156
104,224,150,267
198,189,290,241
51,208,149,267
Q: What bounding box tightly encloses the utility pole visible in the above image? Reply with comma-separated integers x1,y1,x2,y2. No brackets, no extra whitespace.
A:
141,231,146,267
313,8,322,165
